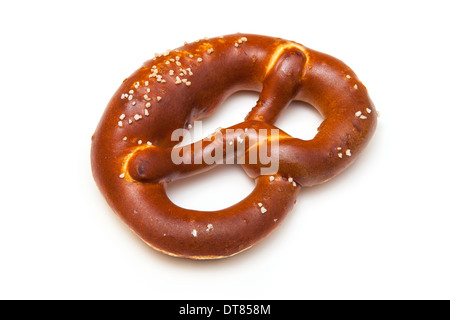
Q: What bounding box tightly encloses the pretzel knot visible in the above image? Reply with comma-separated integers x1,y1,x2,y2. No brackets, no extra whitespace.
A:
91,34,377,259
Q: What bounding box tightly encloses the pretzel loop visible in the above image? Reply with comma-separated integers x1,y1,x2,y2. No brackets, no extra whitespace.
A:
91,34,377,259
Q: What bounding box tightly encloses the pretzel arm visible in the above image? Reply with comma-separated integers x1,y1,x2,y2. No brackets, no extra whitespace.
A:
246,47,306,124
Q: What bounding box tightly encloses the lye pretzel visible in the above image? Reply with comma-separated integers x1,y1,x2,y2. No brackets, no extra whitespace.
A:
91,34,377,259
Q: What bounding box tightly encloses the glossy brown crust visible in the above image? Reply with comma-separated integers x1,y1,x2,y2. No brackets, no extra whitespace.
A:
91,34,377,259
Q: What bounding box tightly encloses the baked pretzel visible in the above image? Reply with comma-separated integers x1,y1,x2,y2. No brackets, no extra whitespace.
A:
91,33,377,259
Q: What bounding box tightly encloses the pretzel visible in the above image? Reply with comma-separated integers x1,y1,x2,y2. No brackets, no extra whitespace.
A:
91,34,377,259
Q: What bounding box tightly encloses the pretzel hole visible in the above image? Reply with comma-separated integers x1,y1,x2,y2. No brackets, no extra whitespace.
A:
195,91,261,142
166,164,255,211
275,101,324,140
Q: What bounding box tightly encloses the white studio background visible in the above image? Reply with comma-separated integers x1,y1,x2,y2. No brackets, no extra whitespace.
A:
0,0,449,300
